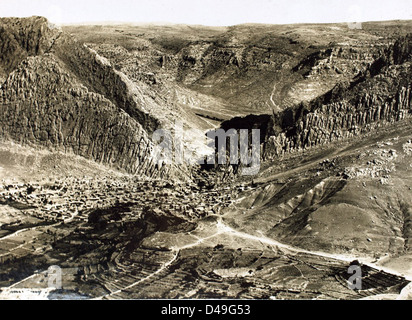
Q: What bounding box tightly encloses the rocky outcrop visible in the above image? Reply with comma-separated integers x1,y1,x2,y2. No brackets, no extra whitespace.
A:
212,35,411,164
0,26,27,79
0,16,61,79
51,33,160,134
262,35,412,158
293,45,380,78
0,17,183,178
0,54,170,177
0,16,58,55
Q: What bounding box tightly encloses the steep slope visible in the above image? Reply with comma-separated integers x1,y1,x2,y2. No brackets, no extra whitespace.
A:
262,34,412,158
222,126,412,275
50,33,161,134
0,17,196,179
0,54,169,177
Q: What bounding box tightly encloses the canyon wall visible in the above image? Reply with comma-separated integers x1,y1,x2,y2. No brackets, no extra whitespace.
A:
0,54,171,178
261,35,412,159
0,17,179,178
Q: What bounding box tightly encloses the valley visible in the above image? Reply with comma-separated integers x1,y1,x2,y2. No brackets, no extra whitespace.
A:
0,16,411,300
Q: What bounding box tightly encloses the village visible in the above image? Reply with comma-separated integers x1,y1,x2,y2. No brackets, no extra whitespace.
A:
0,174,244,229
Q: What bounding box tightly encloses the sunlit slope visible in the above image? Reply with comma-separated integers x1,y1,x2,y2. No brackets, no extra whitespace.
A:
224,123,412,278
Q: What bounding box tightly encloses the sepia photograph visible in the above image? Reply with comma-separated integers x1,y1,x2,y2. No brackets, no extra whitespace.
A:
0,0,411,306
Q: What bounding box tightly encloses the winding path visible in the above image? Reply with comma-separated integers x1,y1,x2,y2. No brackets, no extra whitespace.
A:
3,209,410,299
95,215,410,299
215,218,412,281
269,83,282,113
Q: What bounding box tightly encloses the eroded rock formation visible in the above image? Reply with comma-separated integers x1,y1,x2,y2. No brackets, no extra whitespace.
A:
0,17,173,178
261,35,412,158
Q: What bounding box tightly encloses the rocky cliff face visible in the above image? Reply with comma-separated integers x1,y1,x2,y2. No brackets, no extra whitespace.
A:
0,54,171,178
262,35,412,159
0,16,60,83
215,34,412,168
0,17,182,178
51,33,161,134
